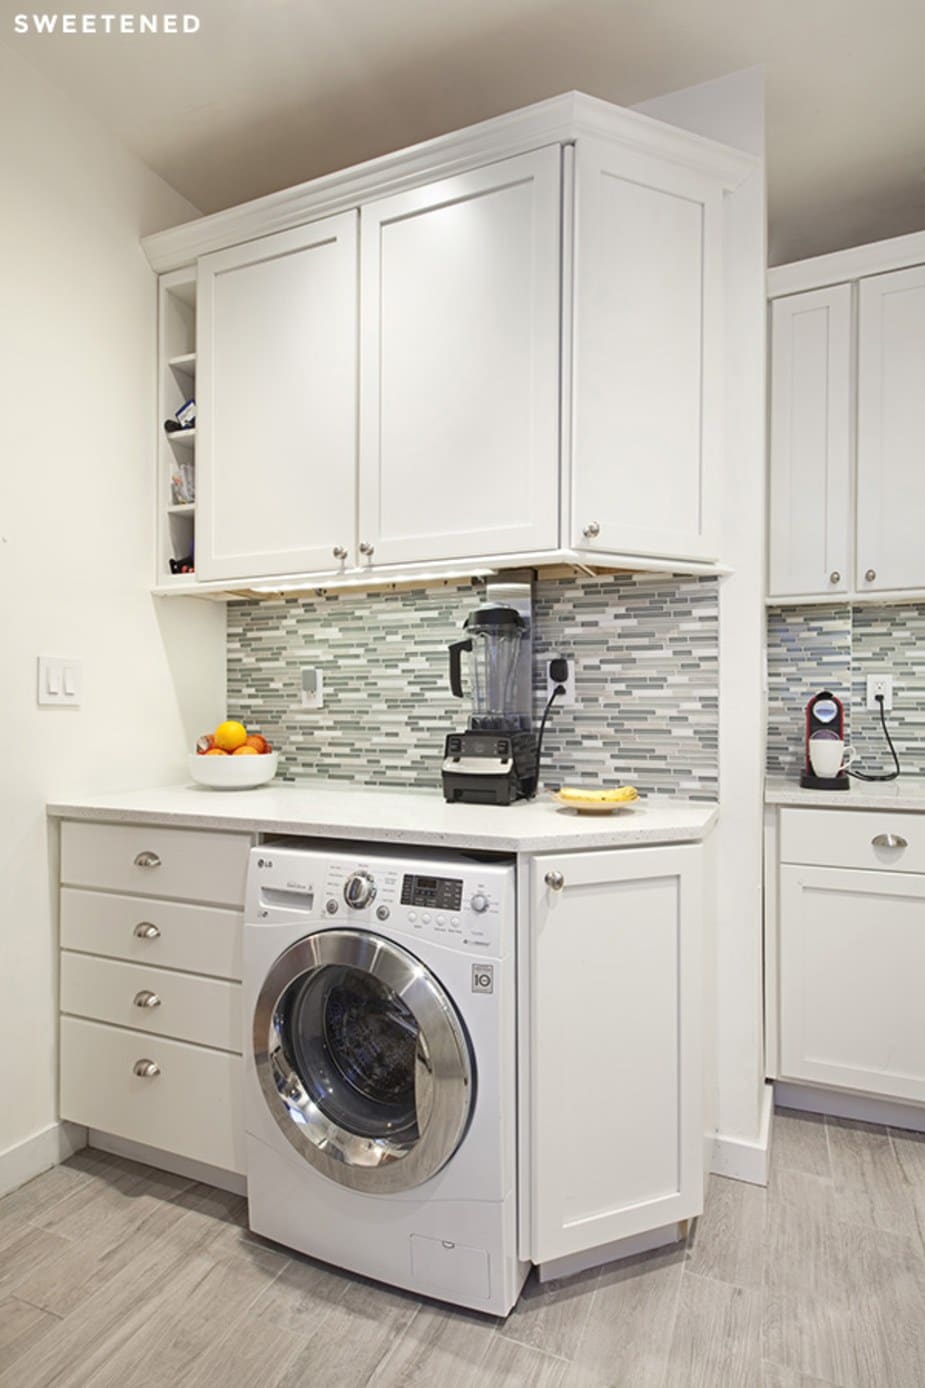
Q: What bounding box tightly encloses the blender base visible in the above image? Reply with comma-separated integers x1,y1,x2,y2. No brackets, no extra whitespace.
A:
442,730,538,805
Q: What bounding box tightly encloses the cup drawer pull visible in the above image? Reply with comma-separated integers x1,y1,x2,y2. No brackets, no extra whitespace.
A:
133,990,161,1009
133,1059,160,1078
133,922,161,940
872,833,907,849
134,851,161,869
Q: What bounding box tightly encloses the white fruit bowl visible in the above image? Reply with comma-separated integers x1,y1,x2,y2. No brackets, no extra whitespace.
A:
188,751,279,790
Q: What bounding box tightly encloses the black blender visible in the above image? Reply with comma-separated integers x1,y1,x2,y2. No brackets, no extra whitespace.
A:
442,591,537,805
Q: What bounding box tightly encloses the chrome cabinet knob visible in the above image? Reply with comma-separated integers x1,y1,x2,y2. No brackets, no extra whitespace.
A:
133,851,161,869
582,522,601,540
829,571,841,584
359,541,375,557
332,545,348,560
133,922,160,940
545,870,565,891
865,568,877,582
133,1059,160,1078
872,833,907,849
133,990,161,1009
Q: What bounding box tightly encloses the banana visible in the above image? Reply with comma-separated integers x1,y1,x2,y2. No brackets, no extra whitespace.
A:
558,785,638,804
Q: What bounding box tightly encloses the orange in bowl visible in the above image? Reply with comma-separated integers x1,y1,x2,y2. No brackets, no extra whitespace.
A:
232,745,258,756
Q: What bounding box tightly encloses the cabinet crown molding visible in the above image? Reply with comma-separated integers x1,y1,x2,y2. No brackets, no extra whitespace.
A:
142,90,756,274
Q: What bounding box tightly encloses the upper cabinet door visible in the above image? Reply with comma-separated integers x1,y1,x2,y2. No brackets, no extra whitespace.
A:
768,286,852,598
570,139,723,563
197,212,358,582
358,148,561,567
857,265,925,593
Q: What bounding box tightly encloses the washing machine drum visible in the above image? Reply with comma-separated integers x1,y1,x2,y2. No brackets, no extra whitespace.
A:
253,929,474,1193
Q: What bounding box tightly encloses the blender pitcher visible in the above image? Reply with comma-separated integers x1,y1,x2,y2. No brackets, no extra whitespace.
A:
448,606,530,731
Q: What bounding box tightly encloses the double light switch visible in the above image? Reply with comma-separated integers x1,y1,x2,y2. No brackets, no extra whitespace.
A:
38,657,82,707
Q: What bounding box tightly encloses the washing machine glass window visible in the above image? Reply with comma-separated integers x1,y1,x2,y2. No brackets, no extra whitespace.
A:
253,929,474,1194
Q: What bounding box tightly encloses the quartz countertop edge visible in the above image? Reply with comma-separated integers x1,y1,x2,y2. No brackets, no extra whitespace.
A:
46,783,718,852
766,774,925,812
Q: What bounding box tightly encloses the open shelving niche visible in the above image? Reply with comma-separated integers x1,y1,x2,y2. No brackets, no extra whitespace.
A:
157,268,197,585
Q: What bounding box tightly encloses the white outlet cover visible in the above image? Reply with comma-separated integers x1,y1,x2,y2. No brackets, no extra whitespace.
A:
866,673,894,711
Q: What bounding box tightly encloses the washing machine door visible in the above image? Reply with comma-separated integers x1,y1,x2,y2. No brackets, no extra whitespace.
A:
253,929,474,1193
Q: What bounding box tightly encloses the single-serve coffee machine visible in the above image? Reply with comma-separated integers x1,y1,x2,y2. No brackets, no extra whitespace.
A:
442,578,537,805
801,690,851,790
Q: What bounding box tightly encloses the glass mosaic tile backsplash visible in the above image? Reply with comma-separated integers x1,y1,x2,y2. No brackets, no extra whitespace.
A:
227,572,719,800
767,601,925,776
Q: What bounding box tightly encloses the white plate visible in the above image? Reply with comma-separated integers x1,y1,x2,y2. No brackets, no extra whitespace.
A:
552,791,639,815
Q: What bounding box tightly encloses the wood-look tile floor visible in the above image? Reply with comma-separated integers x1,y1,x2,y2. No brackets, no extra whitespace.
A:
2,1109,925,1386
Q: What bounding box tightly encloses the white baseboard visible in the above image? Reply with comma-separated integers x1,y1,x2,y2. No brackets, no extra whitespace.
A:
710,1081,774,1186
537,1221,684,1283
774,1081,925,1133
0,1121,87,1199
88,1130,246,1196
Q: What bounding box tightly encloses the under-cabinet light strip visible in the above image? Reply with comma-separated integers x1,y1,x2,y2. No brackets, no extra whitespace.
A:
247,568,498,595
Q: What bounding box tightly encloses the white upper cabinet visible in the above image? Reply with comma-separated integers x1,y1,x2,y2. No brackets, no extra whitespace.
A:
768,286,852,598
857,265,925,593
358,148,561,567
570,139,723,563
196,212,358,581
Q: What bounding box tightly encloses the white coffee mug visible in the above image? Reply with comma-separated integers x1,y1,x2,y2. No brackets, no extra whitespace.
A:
809,733,857,779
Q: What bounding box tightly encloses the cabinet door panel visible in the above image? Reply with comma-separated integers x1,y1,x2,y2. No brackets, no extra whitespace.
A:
359,148,560,565
197,212,357,581
528,846,702,1263
571,139,722,562
858,265,925,592
779,865,925,1102
769,286,852,597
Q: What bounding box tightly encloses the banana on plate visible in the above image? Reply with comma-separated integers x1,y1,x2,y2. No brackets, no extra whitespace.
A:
557,785,638,804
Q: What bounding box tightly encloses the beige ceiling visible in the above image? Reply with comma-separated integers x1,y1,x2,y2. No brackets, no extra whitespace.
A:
5,0,925,265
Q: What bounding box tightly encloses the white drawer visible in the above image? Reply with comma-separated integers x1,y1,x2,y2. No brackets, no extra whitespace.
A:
61,952,242,1053
60,821,251,906
60,1016,244,1174
61,888,241,980
779,807,925,873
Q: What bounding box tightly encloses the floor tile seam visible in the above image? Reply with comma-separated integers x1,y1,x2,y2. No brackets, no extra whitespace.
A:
759,1355,842,1388
1,1293,64,1323
682,1266,763,1298
170,1255,293,1384
487,1321,575,1365
500,1270,602,1364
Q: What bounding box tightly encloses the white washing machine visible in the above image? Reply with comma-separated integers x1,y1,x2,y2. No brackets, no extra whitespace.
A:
243,839,528,1315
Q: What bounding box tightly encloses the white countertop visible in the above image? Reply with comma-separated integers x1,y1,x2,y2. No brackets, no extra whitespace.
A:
766,774,925,813
47,782,718,853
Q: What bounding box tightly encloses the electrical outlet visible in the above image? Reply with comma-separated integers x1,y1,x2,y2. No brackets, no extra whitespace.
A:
545,656,575,707
866,674,893,710
300,667,323,709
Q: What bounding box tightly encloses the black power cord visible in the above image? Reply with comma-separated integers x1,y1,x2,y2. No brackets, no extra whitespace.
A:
848,692,901,782
532,657,569,798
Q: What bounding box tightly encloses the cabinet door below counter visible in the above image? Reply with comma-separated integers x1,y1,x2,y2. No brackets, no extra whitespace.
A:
779,864,925,1103
527,845,703,1265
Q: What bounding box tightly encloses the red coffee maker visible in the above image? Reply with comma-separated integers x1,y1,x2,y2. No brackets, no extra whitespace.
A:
800,690,849,790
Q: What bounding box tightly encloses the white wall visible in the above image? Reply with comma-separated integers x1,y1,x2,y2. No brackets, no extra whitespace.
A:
635,70,771,1177
0,40,226,1185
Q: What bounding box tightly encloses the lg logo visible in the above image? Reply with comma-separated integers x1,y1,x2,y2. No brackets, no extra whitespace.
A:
471,965,494,994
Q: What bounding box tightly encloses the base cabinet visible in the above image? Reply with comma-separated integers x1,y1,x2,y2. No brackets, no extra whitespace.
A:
779,863,925,1104
527,845,704,1264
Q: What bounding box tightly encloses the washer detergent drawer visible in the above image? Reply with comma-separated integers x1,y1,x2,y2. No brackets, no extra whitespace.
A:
61,952,242,1053
60,821,250,906
60,1016,244,1173
61,888,242,980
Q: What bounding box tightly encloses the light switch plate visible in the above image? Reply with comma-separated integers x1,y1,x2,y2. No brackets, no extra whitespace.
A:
38,657,82,707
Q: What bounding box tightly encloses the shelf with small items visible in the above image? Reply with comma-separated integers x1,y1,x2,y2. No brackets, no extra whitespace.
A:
158,267,197,582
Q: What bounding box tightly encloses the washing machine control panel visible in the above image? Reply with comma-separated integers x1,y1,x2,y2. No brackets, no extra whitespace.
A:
321,862,503,953
249,845,511,956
